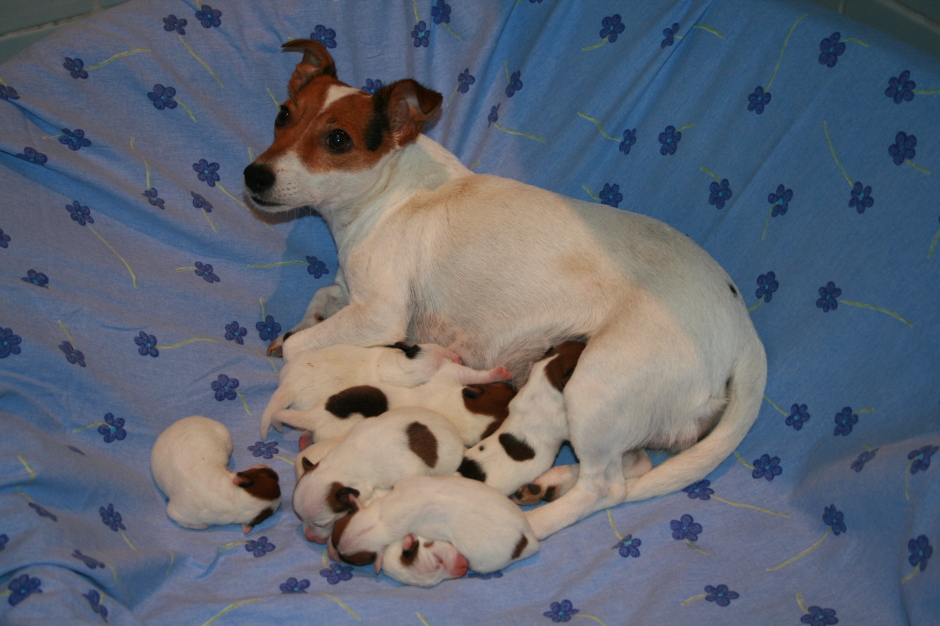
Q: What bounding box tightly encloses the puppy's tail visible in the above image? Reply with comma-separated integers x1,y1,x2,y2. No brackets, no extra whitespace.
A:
260,385,292,438
624,332,767,503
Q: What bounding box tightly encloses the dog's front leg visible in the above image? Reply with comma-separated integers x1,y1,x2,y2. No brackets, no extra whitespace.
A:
268,268,350,356
281,300,408,362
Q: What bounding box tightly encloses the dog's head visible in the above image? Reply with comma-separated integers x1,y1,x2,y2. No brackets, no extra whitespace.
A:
232,464,282,533
377,534,469,587
244,40,442,216
293,453,364,543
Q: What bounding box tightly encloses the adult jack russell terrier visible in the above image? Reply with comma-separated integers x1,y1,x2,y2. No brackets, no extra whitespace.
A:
243,40,767,540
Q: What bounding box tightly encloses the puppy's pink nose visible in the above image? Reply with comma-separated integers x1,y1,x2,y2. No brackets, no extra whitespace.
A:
304,526,328,544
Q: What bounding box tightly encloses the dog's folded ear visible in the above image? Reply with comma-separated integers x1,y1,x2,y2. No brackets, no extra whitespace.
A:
301,457,318,473
281,39,337,98
381,79,443,145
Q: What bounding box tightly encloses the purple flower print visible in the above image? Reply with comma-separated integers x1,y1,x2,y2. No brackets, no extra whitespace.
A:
908,445,938,474
147,84,177,110
16,147,48,165
306,256,329,278
248,441,278,460
683,480,713,500
311,25,336,49
431,0,451,25
72,550,105,569
59,128,91,151
544,600,579,622
488,104,500,126
320,562,354,584
908,535,932,572
658,125,681,155
752,454,783,481
0,228,10,248
84,589,108,621
98,413,127,443
457,69,475,94
64,57,88,79
818,32,845,68
670,514,702,541
704,584,739,607
60,341,86,367
850,448,877,472
0,84,20,100
135,331,158,357
833,407,857,436
801,606,839,626
22,269,49,288
142,188,165,209
212,374,239,401
195,5,222,28
661,23,680,48
600,15,625,43
29,502,57,521
619,129,637,155
256,315,281,342
823,505,846,535
193,159,220,187
225,321,247,344
816,282,841,312
412,21,430,48
615,534,641,558
506,71,523,98
191,192,213,212
885,70,915,104
362,79,384,94
888,131,916,165
599,183,622,208
768,185,792,216
0,327,22,358
708,179,732,210
748,86,771,114
756,272,779,303
7,574,42,606
245,536,275,557
99,503,125,532
67,200,94,226
194,261,220,283
280,577,310,593
786,403,810,430
0,535,7,551
163,15,187,35
849,182,873,214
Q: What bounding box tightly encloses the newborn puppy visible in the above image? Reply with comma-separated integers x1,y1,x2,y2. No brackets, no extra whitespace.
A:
294,408,464,543
151,416,281,533
270,360,514,445
294,436,342,481
330,475,539,579
261,342,459,438
373,534,469,587
459,341,584,496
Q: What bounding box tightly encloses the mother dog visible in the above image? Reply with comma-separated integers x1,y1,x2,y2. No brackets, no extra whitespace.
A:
243,40,766,540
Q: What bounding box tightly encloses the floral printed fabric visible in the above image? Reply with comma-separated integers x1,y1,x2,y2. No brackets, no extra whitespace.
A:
0,0,937,624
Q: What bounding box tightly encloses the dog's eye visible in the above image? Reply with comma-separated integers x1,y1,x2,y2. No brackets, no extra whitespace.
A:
275,106,290,128
327,129,351,153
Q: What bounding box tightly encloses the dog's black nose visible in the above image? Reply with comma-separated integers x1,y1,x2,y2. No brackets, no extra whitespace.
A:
244,163,275,193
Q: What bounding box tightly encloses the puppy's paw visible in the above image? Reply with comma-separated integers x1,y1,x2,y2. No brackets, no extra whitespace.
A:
511,482,560,505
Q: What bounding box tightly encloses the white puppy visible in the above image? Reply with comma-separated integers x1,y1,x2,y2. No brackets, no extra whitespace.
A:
293,407,465,543
270,360,514,445
245,41,767,539
261,342,458,438
459,341,583,495
375,535,469,588
151,416,281,533
329,475,539,581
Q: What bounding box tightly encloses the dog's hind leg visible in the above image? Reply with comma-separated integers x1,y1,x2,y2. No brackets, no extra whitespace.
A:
512,450,651,505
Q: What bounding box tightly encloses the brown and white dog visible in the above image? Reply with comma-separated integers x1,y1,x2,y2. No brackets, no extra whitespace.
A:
260,342,459,439
244,41,766,539
293,407,465,543
268,358,514,446
329,475,539,584
150,416,281,533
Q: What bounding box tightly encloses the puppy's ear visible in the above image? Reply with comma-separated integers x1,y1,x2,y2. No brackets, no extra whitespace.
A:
380,79,442,145
281,39,337,98
346,491,364,512
301,457,318,473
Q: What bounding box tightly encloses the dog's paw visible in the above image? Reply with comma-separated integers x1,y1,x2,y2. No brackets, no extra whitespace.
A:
511,482,560,505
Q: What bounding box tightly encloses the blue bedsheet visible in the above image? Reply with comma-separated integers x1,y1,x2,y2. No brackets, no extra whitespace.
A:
1,0,938,623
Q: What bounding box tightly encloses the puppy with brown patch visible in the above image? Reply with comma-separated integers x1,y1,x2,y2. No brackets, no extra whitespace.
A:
270,359,514,446
261,342,460,439
294,408,464,543
246,41,766,539
459,341,585,495
329,475,539,581
151,416,281,533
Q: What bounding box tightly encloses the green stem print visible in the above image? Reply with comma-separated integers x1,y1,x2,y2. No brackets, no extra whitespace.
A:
179,35,223,87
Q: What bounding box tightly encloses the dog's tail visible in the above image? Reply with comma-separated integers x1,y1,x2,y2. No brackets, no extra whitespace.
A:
260,386,292,438
623,331,767,503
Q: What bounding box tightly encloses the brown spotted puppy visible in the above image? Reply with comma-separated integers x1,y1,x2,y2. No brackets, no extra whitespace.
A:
261,342,460,439
270,360,514,445
459,342,585,496
330,475,539,580
151,416,281,533
293,408,464,544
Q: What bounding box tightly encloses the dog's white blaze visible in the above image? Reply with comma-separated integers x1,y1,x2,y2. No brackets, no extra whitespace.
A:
321,85,361,113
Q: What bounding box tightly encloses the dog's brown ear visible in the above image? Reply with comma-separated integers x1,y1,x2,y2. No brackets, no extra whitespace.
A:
301,457,318,473
281,39,337,97
383,79,442,145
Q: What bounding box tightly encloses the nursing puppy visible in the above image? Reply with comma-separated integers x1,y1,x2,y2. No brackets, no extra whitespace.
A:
261,342,458,438
294,408,464,543
459,341,583,496
270,360,514,445
245,41,767,539
151,416,281,533
330,475,539,579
